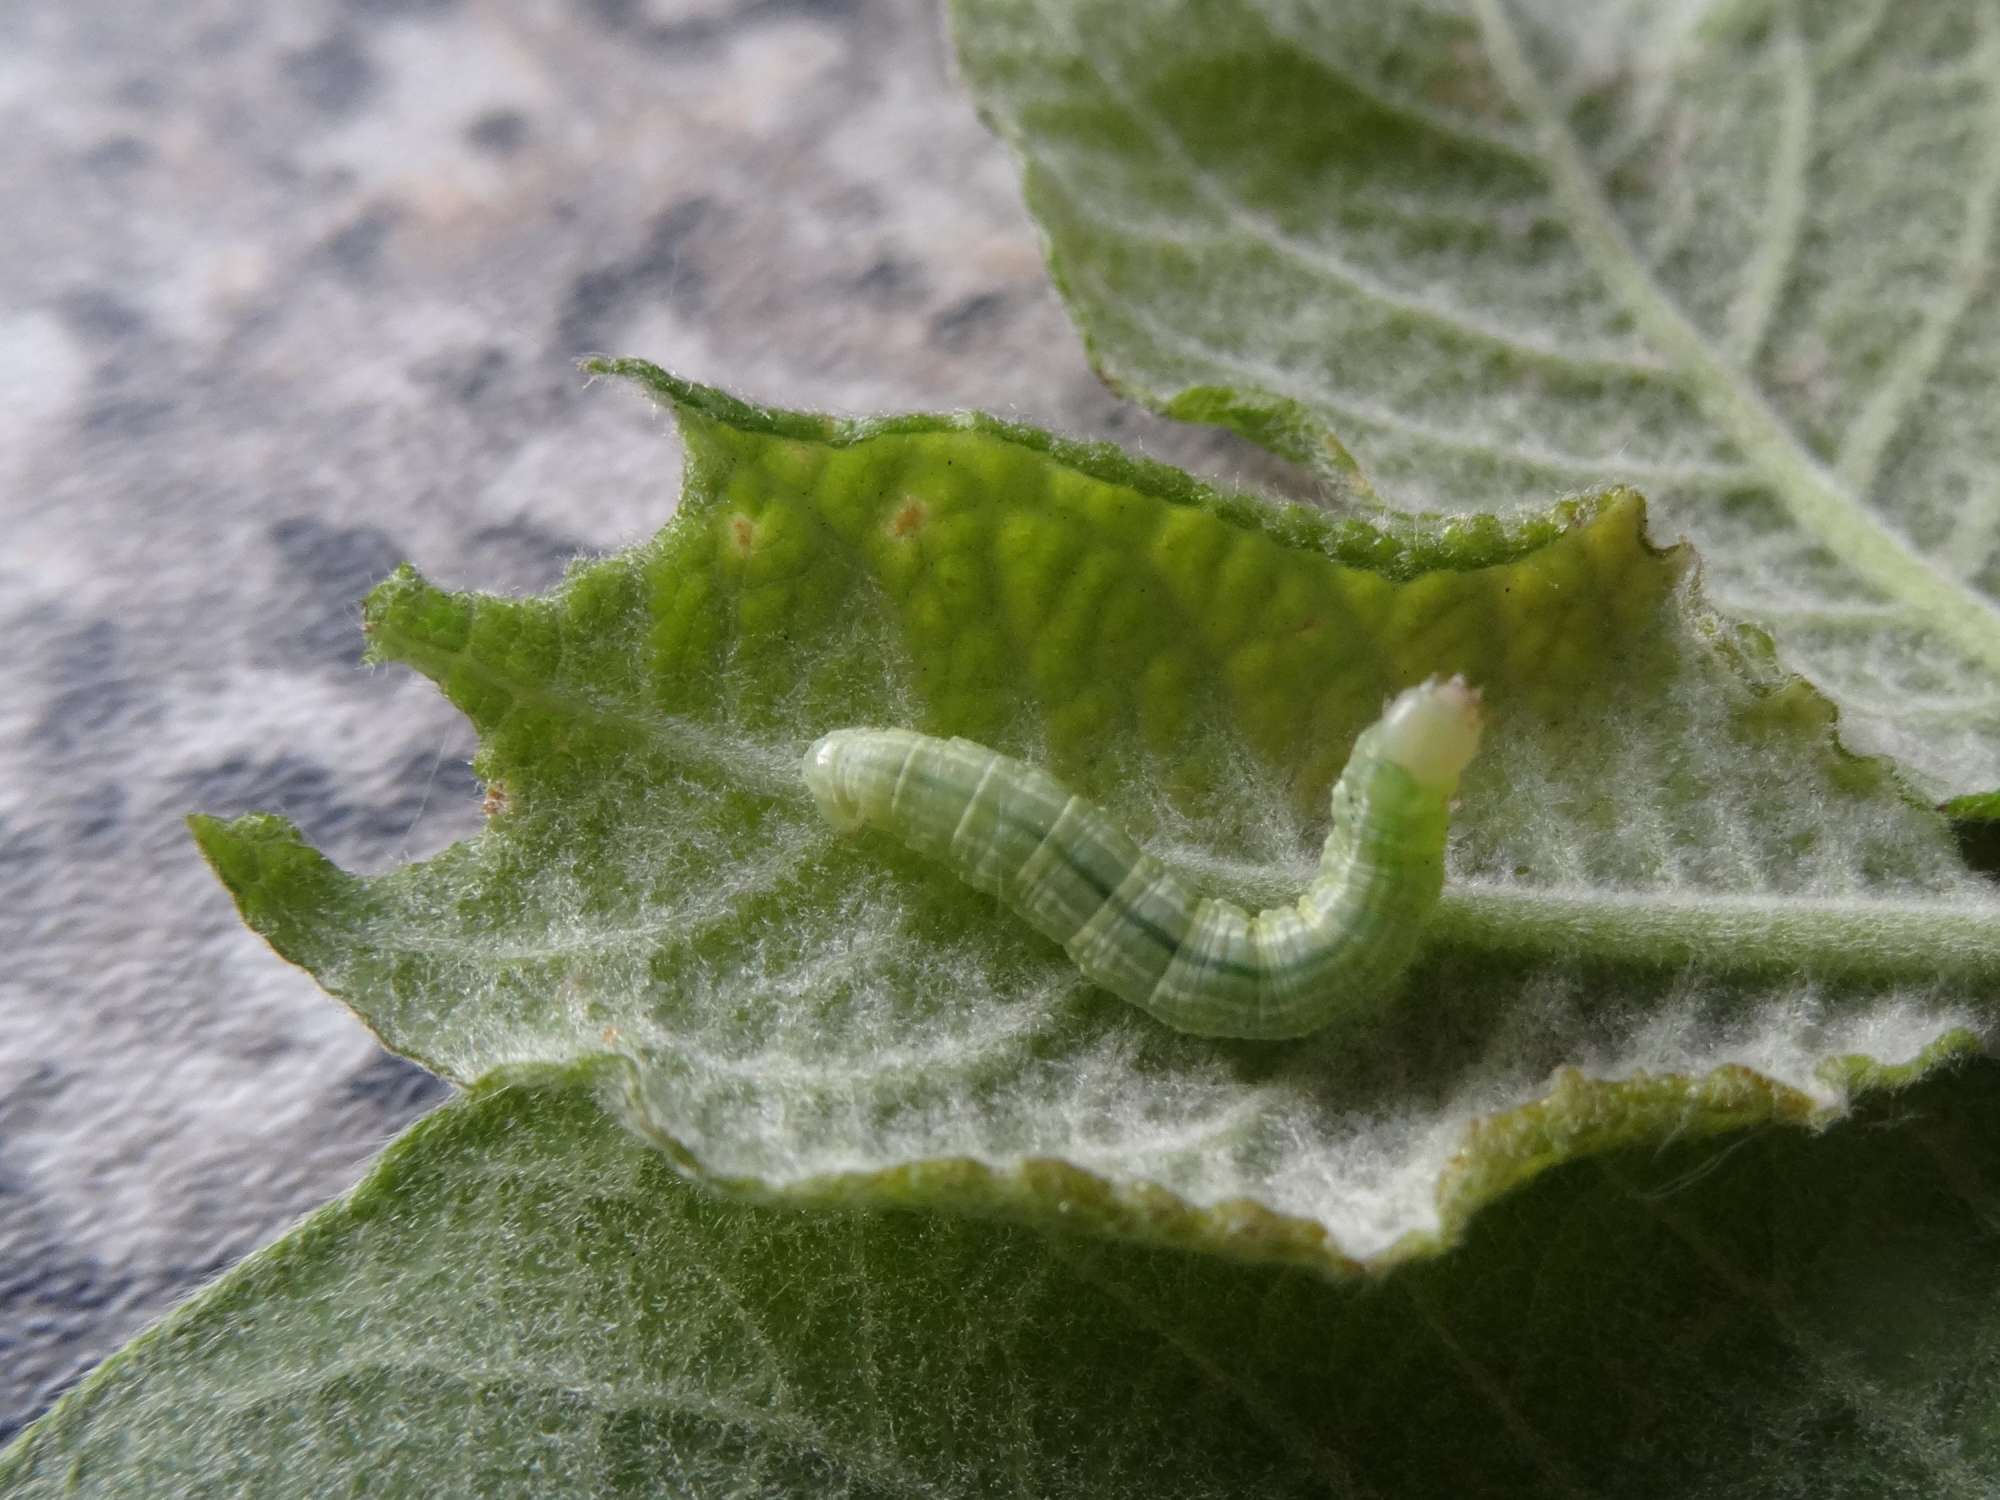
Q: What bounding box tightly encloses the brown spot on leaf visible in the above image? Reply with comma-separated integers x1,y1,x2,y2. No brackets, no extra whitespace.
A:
889,498,928,539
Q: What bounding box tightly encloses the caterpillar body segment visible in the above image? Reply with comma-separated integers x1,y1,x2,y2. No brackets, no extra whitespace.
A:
803,678,1484,1039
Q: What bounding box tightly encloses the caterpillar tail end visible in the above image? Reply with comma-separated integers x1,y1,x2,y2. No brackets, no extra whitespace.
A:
1375,676,1484,793
803,731,871,831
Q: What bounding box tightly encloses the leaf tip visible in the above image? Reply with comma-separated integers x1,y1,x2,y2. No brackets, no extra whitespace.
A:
187,810,363,963
360,563,471,669
188,810,321,907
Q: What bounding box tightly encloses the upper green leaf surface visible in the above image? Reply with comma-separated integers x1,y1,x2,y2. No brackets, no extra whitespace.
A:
951,0,2000,798
191,363,2000,1270
9,1060,2000,1497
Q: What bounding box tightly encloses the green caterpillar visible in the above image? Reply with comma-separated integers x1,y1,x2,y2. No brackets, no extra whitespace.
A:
803,678,1484,1039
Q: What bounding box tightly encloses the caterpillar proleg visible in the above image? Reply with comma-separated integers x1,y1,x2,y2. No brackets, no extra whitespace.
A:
803,678,1484,1039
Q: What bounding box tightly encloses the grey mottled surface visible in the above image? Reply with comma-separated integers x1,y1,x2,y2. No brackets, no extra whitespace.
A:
0,0,1301,1440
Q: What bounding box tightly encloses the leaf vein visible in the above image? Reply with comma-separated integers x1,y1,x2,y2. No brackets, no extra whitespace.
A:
1468,0,2000,679
1088,293,1750,489
1835,16,2000,498
1045,1243,1373,1498
1245,2,1541,164
1725,7,1811,368
1040,6,1668,379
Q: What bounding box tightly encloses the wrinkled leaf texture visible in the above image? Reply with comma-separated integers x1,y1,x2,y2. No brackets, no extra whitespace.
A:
18,0,2000,1482
6,1061,2000,1498
952,0,2000,798
182,363,2000,1272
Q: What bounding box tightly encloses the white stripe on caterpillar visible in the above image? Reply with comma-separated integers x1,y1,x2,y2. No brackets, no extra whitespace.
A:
803,678,1483,1039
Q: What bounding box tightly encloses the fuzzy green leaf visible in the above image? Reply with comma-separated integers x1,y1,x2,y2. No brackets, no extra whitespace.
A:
9,1061,2000,1497
188,363,2000,1272
951,0,2000,797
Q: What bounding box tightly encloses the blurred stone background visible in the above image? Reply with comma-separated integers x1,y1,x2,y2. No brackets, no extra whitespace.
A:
0,0,1302,1438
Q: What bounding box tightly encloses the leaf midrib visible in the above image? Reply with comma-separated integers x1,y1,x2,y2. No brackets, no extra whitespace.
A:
1172,838,2000,985
1468,0,2000,676
368,598,803,797
1434,883,2000,982
375,584,2000,990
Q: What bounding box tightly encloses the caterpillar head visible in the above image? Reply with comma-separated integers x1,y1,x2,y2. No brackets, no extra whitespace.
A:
1374,676,1484,794
803,730,872,831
